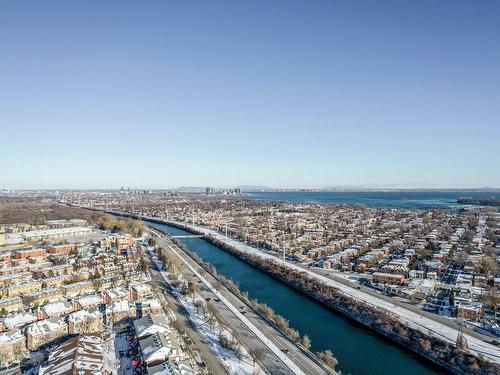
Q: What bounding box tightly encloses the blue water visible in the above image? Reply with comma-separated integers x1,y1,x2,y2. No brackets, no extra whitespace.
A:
151,222,447,375
240,191,498,209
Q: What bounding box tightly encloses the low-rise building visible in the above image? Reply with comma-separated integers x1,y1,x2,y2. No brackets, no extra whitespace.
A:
134,315,170,339
372,272,405,285
38,334,103,375
0,329,26,365
0,311,37,332
139,332,182,367
62,280,94,298
67,308,103,334
25,317,68,350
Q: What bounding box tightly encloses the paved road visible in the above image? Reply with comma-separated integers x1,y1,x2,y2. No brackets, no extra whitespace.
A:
153,231,333,375
144,249,229,375
308,267,497,343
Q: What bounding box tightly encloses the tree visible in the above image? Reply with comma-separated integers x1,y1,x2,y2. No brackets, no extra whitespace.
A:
302,335,311,350
248,347,265,366
317,350,338,369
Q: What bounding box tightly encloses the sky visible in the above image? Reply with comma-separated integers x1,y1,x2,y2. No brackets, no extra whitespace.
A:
1,1,499,190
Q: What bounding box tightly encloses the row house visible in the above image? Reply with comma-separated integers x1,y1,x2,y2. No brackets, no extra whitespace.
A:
0,296,24,314
0,272,32,288
0,329,26,365
38,334,103,375
372,272,405,285
5,280,43,298
42,275,73,289
0,253,11,265
15,248,46,259
73,294,102,311
137,299,162,317
102,286,128,304
0,265,30,276
107,300,136,323
67,308,103,334
47,244,75,255
25,317,68,350
130,284,152,301
36,301,74,320
23,288,64,307
0,311,37,332
62,280,94,298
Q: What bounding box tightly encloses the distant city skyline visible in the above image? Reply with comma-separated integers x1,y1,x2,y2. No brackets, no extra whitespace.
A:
1,1,499,189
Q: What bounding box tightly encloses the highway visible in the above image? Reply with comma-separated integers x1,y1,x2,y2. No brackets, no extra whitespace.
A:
150,230,333,375
144,249,229,375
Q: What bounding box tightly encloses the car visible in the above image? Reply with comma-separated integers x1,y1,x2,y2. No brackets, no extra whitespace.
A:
491,340,499,346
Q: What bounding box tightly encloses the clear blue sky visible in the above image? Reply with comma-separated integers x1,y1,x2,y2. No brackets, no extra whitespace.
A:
1,1,499,189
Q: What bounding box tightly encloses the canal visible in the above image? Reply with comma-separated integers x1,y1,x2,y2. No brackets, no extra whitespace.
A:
151,222,447,375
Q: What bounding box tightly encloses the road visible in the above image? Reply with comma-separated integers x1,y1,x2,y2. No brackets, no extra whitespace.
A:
167,220,500,365
151,230,333,375
144,248,229,375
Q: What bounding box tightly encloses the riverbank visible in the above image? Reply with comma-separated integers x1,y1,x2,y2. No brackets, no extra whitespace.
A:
160,220,500,375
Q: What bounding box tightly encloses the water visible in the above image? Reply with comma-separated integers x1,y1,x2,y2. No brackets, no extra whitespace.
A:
239,191,499,209
151,222,447,375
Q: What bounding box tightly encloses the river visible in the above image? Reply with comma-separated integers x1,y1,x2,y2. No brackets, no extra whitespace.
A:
150,222,448,375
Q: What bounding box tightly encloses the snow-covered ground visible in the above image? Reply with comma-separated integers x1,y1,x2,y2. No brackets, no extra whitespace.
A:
149,248,263,375
172,221,500,365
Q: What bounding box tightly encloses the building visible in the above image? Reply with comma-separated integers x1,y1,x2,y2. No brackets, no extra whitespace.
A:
21,227,92,242
134,315,170,339
129,283,152,301
36,301,74,320
0,311,37,332
73,294,102,311
108,300,136,323
0,296,24,314
14,248,46,259
47,244,76,255
6,280,43,297
372,272,405,285
62,280,94,298
138,299,162,317
139,332,182,367
25,317,68,350
38,334,104,375
67,309,103,334
23,288,64,307
0,329,26,365
101,286,129,304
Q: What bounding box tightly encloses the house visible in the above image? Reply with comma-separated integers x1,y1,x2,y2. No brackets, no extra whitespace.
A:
134,315,170,339
108,300,136,323
6,280,43,297
23,288,64,307
0,311,37,332
47,244,76,255
73,294,102,311
38,334,103,375
67,308,103,334
0,329,26,365
138,299,162,317
0,296,24,314
372,272,405,285
139,332,182,367
101,286,129,304
62,280,94,298
36,301,74,320
457,303,483,321
25,317,68,350
14,248,46,259
129,283,152,301
147,361,194,375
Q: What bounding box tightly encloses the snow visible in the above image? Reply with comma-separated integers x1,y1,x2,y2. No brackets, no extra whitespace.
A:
149,248,265,375
175,221,500,365
151,239,305,375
